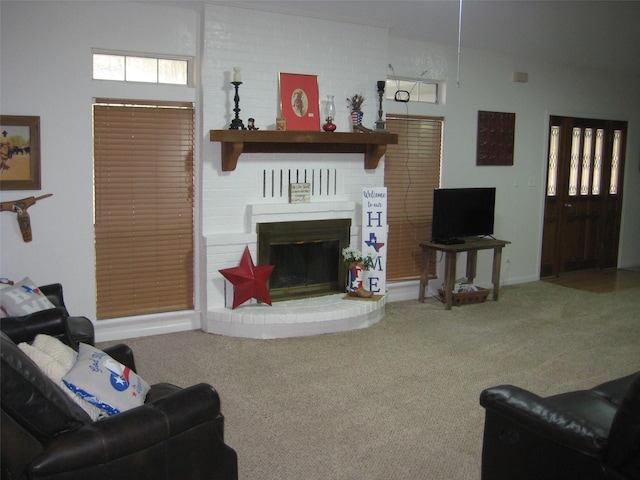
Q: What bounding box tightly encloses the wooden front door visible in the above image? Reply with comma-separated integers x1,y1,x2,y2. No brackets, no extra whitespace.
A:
540,116,627,278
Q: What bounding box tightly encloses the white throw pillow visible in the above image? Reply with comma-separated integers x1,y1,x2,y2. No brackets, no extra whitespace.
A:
32,334,76,372
0,277,56,316
63,343,150,416
18,338,105,421
18,342,67,380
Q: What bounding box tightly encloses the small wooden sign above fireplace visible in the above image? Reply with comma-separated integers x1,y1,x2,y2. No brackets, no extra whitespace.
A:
289,183,311,203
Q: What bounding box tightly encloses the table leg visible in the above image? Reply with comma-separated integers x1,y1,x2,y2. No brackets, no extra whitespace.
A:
466,250,477,284
491,246,504,300
419,245,430,303
444,251,457,310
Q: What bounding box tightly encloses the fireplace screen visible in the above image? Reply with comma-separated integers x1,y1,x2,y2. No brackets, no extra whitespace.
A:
257,219,350,301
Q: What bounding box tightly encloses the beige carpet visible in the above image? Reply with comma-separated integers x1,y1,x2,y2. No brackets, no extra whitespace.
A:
99,281,640,480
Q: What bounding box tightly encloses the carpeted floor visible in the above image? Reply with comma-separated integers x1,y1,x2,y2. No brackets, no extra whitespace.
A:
99,280,640,480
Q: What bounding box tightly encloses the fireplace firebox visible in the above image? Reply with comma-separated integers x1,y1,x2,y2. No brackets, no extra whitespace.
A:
257,219,351,301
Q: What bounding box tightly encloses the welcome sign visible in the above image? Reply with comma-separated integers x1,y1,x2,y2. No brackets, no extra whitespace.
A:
362,187,387,294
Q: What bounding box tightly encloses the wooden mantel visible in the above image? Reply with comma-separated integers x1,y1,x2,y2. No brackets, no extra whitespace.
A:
209,130,398,171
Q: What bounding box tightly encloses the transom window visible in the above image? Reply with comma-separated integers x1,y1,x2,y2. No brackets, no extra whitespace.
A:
385,78,439,104
93,50,192,86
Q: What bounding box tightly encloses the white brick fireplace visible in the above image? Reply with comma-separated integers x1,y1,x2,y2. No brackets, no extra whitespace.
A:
200,4,390,338
203,166,386,339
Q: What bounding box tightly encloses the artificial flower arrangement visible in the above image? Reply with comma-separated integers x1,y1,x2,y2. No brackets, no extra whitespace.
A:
342,245,376,269
346,93,365,112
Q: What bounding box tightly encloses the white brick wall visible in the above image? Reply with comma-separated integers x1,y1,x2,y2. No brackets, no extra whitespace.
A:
202,4,390,312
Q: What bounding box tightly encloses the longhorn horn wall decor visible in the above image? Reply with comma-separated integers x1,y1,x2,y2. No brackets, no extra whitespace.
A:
0,193,52,242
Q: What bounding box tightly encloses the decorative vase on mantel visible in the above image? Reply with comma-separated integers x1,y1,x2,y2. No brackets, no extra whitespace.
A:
350,110,363,127
347,94,365,130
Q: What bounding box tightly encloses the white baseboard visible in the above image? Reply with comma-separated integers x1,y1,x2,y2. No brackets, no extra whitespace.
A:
95,276,536,342
385,279,420,302
94,310,201,343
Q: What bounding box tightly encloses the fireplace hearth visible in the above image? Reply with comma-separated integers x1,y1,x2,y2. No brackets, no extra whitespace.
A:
257,219,350,301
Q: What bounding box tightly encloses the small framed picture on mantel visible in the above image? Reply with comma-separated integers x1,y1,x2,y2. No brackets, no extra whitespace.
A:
278,73,320,131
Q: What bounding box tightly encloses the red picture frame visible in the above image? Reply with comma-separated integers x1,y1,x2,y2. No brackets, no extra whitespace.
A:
278,73,320,131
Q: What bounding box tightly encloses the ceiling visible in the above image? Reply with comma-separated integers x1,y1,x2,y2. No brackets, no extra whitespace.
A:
215,0,640,77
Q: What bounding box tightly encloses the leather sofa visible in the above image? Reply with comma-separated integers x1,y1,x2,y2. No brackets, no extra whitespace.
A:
1,314,238,480
479,372,640,480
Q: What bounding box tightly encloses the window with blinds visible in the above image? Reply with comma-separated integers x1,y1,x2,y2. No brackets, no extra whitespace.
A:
93,101,194,319
384,115,443,280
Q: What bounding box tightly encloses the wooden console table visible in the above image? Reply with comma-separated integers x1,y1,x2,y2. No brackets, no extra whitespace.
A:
418,237,510,310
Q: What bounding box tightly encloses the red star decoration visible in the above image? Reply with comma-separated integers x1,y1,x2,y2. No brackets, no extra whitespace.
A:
218,246,275,309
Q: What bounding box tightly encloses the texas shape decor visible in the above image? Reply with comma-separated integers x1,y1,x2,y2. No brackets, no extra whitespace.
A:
218,246,275,309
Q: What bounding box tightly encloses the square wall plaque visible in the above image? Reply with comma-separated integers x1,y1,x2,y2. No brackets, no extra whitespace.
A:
476,111,515,166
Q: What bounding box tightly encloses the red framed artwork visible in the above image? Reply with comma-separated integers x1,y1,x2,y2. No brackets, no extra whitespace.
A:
279,73,320,131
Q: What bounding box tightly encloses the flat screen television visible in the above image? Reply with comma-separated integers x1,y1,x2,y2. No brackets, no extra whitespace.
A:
431,187,496,244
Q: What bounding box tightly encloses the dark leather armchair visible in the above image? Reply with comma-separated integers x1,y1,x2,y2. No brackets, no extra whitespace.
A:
1,315,238,480
2,283,95,345
479,372,640,480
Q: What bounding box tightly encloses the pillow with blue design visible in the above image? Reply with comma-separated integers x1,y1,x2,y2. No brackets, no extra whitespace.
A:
63,343,150,416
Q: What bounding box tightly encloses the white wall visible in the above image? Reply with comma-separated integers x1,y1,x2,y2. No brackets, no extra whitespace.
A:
1,1,639,340
386,36,640,288
0,1,200,339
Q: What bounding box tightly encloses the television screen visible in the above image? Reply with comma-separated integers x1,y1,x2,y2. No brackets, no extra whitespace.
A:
431,188,496,244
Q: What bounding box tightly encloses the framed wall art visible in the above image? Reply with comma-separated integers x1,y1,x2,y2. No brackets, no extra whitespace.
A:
0,115,41,190
476,110,515,166
278,73,320,131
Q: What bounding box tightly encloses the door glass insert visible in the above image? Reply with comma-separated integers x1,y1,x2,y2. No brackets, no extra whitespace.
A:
580,128,593,195
592,129,604,195
547,125,560,196
568,127,582,197
610,130,622,194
